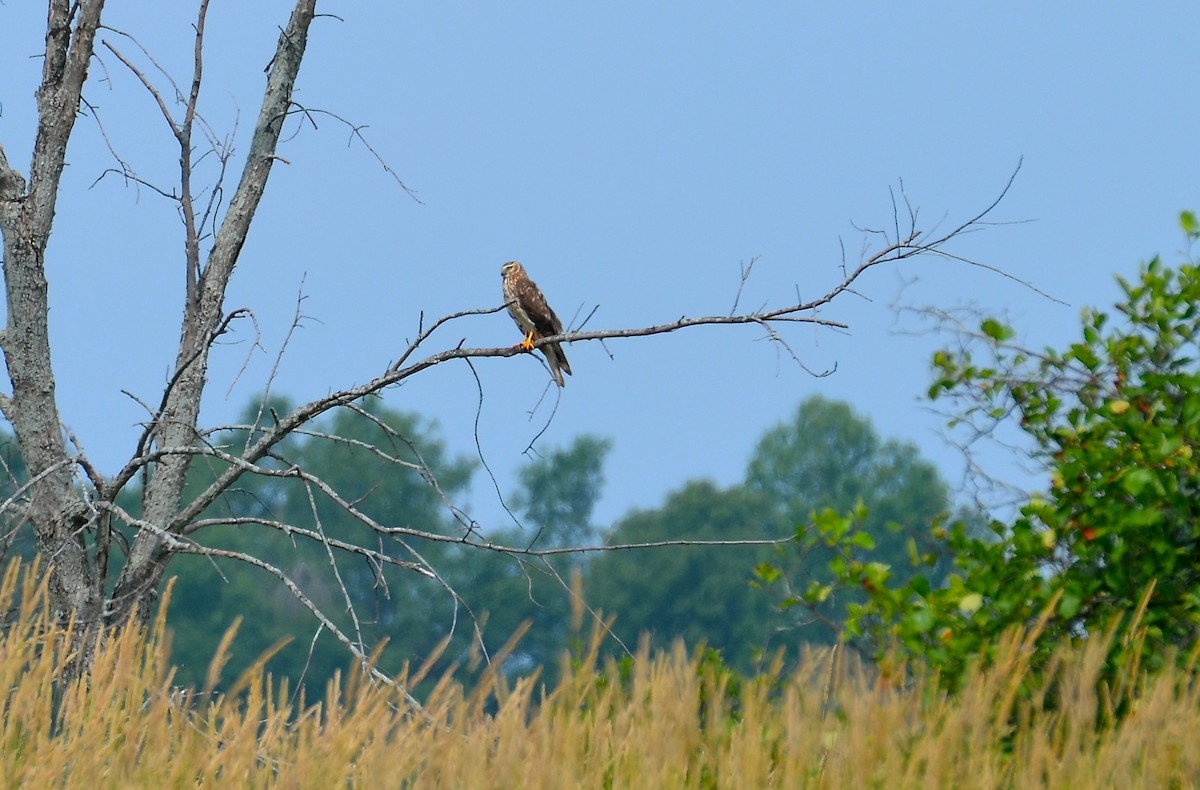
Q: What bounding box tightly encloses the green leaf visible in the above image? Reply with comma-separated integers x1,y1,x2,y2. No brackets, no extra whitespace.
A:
958,592,984,615
980,318,1014,342
1158,434,1182,457
813,508,852,543
849,531,876,550
1121,468,1155,497
1058,592,1082,620
864,561,892,584
909,608,936,634
803,581,834,604
1181,210,1199,238
753,562,782,585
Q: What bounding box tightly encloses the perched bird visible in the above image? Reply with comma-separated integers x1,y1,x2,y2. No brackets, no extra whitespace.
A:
500,261,572,387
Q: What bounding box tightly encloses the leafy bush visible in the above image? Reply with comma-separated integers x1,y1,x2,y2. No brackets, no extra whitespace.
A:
830,212,1200,688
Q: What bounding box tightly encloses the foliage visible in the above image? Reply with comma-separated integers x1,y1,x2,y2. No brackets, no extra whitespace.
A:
0,430,30,565
585,480,789,671
747,396,953,645
3,559,1200,787
448,436,611,681
582,398,952,673
835,215,1200,687
163,397,476,692
165,423,610,694
747,396,946,523
508,435,612,553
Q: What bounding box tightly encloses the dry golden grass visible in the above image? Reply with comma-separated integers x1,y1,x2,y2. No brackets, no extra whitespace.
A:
1,559,1199,788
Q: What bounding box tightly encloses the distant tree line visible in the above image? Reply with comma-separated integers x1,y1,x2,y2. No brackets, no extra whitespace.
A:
0,393,950,693
158,228,1200,697
7,222,1197,702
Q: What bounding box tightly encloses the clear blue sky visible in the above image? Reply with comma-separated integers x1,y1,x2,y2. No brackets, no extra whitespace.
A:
1,3,1198,529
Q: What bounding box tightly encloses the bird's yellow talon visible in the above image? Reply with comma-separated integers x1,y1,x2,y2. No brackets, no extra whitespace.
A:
519,331,536,351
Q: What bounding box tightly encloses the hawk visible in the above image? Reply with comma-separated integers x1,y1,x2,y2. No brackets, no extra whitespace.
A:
501,261,572,387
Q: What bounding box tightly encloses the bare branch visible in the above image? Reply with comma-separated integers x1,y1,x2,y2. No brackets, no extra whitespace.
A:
4,0,1038,693
80,97,170,199
223,308,264,397
754,318,836,378
285,103,421,201
100,39,183,138
116,439,797,560
100,2,215,310
169,180,1026,532
463,357,520,534
388,305,510,373
730,255,760,316
180,0,210,309
179,516,430,574
299,477,367,657
110,1,321,629
0,457,77,524
100,501,423,708
244,278,310,447
116,307,252,492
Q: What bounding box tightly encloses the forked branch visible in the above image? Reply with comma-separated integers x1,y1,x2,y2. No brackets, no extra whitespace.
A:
165,167,1024,533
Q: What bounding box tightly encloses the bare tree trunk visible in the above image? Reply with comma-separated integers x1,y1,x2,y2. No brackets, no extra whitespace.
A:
109,0,318,626
0,0,318,671
0,0,1019,690
0,1,108,668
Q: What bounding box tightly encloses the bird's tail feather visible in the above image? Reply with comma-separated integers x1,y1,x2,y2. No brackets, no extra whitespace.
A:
545,344,571,387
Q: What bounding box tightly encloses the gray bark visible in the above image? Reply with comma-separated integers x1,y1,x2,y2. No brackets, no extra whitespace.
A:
109,0,317,627
0,1,109,666
0,0,1011,687
0,0,318,670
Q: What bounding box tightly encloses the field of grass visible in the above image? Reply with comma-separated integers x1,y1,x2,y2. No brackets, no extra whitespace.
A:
1,561,1198,788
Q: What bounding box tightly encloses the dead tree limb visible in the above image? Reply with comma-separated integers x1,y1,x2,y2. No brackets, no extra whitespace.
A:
0,0,1028,693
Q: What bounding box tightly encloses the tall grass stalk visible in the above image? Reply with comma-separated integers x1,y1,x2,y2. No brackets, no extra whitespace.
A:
0,560,1197,787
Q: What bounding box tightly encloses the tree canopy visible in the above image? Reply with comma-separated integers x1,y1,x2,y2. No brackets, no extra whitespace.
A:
586,481,787,670
586,396,952,671
440,436,612,679
150,393,956,689
746,396,952,643
164,398,475,691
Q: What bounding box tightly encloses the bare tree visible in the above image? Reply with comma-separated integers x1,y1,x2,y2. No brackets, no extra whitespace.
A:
0,1,1017,685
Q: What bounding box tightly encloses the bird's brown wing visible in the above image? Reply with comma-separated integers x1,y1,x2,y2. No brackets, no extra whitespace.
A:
517,275,571,385
517,276,564,339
